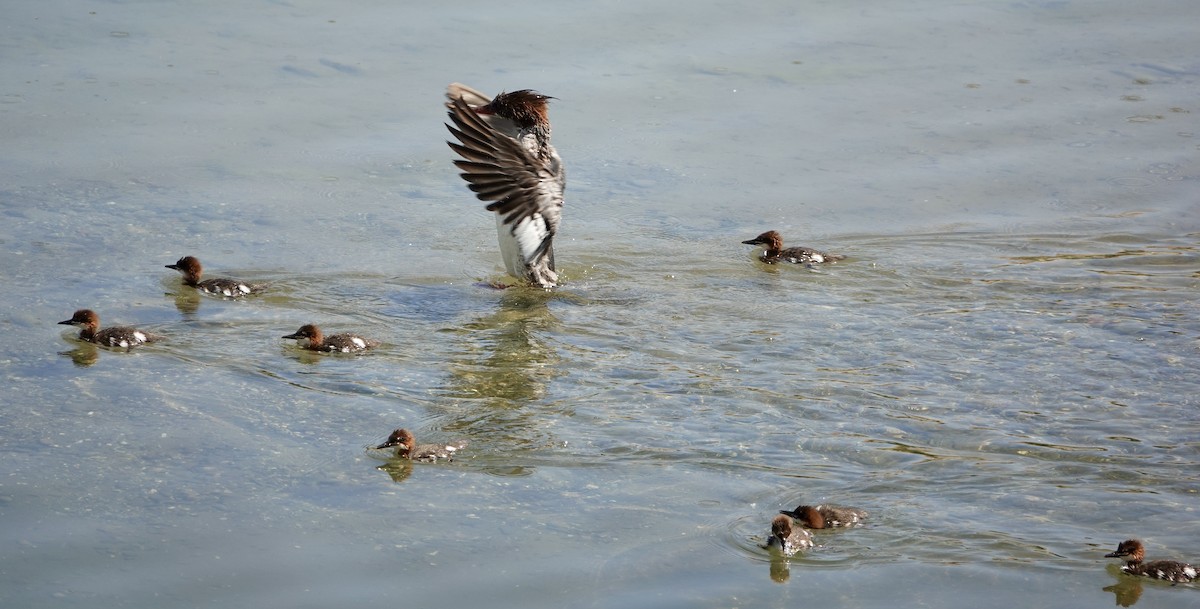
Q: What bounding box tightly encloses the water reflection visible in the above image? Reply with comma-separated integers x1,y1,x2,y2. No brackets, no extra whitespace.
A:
375,460,415,483
1103,574,1144,607
367,443,475,484
380,287,572,471
57,334,145,366
169,288,202,316
59,343,100,367
370,449,535,483
768,554,791,583
441,287,563,406
283,346,336,366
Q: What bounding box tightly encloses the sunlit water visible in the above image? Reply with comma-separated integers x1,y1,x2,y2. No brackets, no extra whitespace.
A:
2,1,1199,607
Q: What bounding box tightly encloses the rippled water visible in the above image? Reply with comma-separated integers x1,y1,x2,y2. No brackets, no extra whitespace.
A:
3,1,1199,607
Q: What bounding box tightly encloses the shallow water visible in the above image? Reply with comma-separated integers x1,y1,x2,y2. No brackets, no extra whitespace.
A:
3,1,1200,607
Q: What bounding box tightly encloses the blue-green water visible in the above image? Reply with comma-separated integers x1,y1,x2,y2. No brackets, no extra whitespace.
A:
2,1,1199,607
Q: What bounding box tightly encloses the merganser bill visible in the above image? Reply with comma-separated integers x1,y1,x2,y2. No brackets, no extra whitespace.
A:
281,324,377,353
779,504,868,529
445,83,565,289
166,256,265,298
764,514,813,556
1105,539,1197,583
742,230,845,265
374,428,467,462
58,309,158,348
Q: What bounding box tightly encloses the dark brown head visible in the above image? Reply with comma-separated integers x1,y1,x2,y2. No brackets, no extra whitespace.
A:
166,256,202,274
375,428,415,458
1105,539,1146,562
58,309,100,330
166,256,203,282
771,514,794,540
742,230,784,250
480,90,554,129
282,324,324,343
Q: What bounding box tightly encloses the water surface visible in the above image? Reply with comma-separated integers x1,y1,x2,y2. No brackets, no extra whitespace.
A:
2,1,1199,607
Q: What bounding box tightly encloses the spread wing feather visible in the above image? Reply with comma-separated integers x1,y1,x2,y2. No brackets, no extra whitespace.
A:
445,96,564,281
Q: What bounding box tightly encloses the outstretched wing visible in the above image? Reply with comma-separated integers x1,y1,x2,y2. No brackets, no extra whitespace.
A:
445,96,564,274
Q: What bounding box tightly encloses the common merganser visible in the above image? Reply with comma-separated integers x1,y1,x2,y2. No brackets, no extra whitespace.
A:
165,256,265,298
779,504,868,529
446,83,565,289
58,309,158,348
742,230,844,265
764,514,813,556
281,324,377,353
374,428,467,462
1105,539,1197,583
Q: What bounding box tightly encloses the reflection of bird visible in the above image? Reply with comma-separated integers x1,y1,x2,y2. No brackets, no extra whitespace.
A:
165,256,264,298
446,83,565,289
1103,580,1143,608
375,460,414,484
779,504,868,529
1105,539,1197,583
768,556,790,584
764,514,813,557
742,230,844,265
374,428,467,462
281,324,377,353
58,309,158,348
